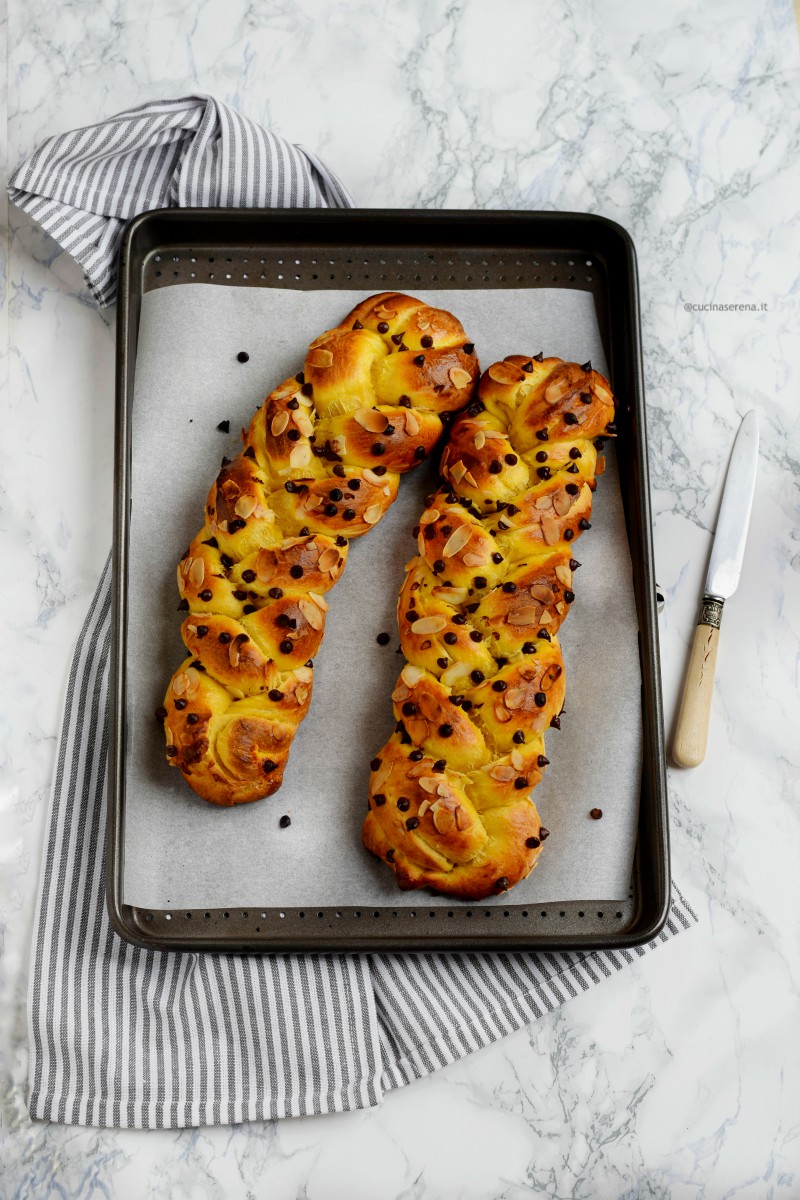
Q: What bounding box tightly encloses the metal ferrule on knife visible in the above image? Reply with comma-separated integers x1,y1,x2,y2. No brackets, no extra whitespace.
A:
698,596,724,629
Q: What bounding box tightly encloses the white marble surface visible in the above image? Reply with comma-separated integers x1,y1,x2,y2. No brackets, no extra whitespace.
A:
2,0,799,1195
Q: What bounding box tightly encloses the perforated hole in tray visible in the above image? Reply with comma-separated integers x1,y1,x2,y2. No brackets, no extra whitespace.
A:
132,241,629,947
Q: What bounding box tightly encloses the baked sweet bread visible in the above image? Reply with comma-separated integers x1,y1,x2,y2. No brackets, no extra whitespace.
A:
362,353,616,899
158,293,479,805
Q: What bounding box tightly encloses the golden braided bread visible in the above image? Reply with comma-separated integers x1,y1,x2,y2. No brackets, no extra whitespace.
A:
362,353,616,899
158,292,479,806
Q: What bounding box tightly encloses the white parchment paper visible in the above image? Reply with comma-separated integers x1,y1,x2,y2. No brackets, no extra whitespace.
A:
122,285,642,908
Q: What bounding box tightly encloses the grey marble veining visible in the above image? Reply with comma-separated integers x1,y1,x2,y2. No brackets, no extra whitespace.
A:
2,0,799,1196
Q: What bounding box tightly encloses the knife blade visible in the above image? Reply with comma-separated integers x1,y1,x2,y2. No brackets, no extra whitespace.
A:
672,409,759,768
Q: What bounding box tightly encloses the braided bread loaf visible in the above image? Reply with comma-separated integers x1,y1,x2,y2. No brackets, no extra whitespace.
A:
362,353,616,899
159,293,479,806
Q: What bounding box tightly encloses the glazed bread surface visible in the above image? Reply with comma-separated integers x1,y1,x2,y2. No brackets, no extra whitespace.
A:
159,292,479,805
362,353,615,899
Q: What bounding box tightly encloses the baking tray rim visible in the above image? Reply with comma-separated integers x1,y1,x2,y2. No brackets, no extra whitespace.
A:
107,206,671,954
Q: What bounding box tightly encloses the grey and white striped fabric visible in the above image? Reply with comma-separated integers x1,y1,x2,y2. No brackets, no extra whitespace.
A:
7,94,352,306
12,98,697,1129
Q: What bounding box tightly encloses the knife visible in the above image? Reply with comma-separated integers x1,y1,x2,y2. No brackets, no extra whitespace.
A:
672,409,759,768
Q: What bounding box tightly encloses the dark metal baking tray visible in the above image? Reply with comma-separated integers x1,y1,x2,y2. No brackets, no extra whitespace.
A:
107,208,669,953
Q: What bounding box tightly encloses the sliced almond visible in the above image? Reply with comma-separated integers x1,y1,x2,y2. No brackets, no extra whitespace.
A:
271,411,289,437
504,687,526,710
295,666,313,684
418,799,431,818
488,361,523,386
530,583,555,603
473,430,486,450
407,718,430,744
507,607,539,626
189,558,205,588
541,663,563,691
411,615,447,635
364,504,383,525
294,412,314,438
299,599,324,630
296,391,313,408
220,478,240,500
432,805,456,835
235,495,257,519
419,777,440,794
401,664,425,687
289,444,312,469
442,526,471,558
448,367,472,389
545,376,571,404
595,383,612,403
510,749,524,770
449,460,467,484
555,564,572,586
454,806,469,831
441,662,471,689
538,610,554,625
432,586,468,604
535,495,552,511
355,408,389,433
392,682,411,703
463,470,479,488
307,348,333,369
362,468,385,487
308,591,329,611
318,548,341,572
407,762,428,779
462,552,486,568
172,672,188,697
186,624,197,636
404,410,420,436
556,602,566,615
553,491,573,517
229,641,242,668
419,508,440,525
541,515,561,546
295,685,309,705
217,519,229,533
373,303,397,320
309,330,336,349
490,764,516,782
331,435,347,456
596,455,606,475
494,703,512,723
418,693,441,721
183,668,201,698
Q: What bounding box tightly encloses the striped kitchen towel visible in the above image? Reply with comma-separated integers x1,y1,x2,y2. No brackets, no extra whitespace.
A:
10,96,697,1129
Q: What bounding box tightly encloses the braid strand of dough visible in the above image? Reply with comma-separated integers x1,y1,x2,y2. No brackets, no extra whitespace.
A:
159,293,479,806
362,353,616,899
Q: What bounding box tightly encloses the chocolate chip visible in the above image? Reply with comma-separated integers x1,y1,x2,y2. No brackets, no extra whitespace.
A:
371,443,385,456
437,657,449,669
505,453,518,465
287,428,301,442
196,625,208,638
489,460,502,474
537,466,551,480
165,745,177,758
377,320,390,333
514,778,527,789
463,343,475,354
522,642,535,654
414,354,425,366
565,483,580,495
467,400,484,417
336,535,348,546
377,632,391,645
470,670,484,684
268,587,283,599
432,559,445,574
242,569,256,583
217,420,230,433
289,565,304,579
534,692,546,707
386,849,395,863
187,713,199,725
237,351,249,363
324,503,337,516
397,798,410,812
537,630,551,642
301,382,313,396
343,508,356,520
233,589,247,601
402,702,417,716
174,698,187,710
502,582,517,593
569,447,582,460
433,759,446,772
374,794,386,806
564,590,575,603
492,552,503,564
550,715,561,729
243,605,257,614
154,706,167,721
220,457,230,467
564,412,578,425
352,321,363,331
581,361,592,372
438,724,453,737
539,826,550,840
263,759,278,773
492,680,507,692
420,335,433,348
452,614,467,626
566,463,579,474
473,575,487,589
370,757,381,770
469,630,482,642
495,877,509,892
526,836,540,848
590,808,603,820
521,361,533,372
373,465,387,476
535,428,549,441
199,590,212,602
228,518,246,533
513,730,525,743
268,689,284,702
279,640,294,654
202,537,219,548
564,528,574,540
409,750,424,762
279,815,292,828
406,816,420,830
535,450,548,462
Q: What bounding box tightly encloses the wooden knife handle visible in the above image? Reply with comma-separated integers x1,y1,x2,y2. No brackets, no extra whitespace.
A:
672,597,723,768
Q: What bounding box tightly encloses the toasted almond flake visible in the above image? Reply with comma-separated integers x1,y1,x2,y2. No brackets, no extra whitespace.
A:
229,642,241,668
418,693,441,721
299,599,324,630
504,687,526,710
463,471,479,488
392,682,411,703
289,444,312,469
490,764,516,782
364,504,383,525
494,703,512,723
449,460,467,484
407,762,428,779
295,390,313,407
295,666,313,683
545,376,571,404
449,367,472,389
373,761,392,792
595,383,612,403
373,303,397,320
510,749,524,770
433,805,456,834
294,412,314,438
404,410,420,436
383,485,392,496
484,429,506,441
295,685,309,705
555,564,572,586
535,495,552,511
419,777,439,794
401,664,425,687
184,668,200,697
454,806,469,831
506,607,539,627
271,411,289,436
218,519,229,533
416,311,432,331
488,361,523,386
303,493,323,512
310,329,337,349
330,435,347,456
189,558,205,588
473,430,486,450
462,552,486,568
220,478,240,500
596,455,606,475
436,782,450,797
530,583,555,603
419,508,440,525
418,798,431,818
432,586,468,604
541,663,563,691
518,666,537,682
172,672,187,697
186,624,198,636
442,526,471,558
553,491,573,516
417,533,427,556
318,548,340,572
308,591,328,611
441,662,471,688
307,347,333,368
355,408,389,433
541,515,560,545
539,610,554,625
411,615,447,635
556,602,566,615
235,495,257,519
362,468,384,487
407,718,430,744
